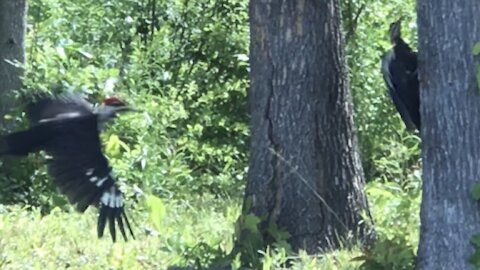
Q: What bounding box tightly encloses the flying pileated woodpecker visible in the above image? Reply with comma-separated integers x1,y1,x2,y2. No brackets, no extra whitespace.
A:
0,94,135,242
381,18,421,131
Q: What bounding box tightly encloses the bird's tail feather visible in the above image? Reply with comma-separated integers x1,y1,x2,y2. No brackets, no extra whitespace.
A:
97,186,135,242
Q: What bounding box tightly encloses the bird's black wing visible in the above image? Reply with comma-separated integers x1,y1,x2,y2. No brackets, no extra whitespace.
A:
393,43,421,130
0,124,56,156
381,51,418,131
1,95,94,156
27,94,94,126
44,115,134,241
404,70,420,130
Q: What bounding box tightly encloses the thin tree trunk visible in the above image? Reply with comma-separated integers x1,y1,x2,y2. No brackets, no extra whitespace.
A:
242,0,372,254
0,0,27,126
416,1,480,269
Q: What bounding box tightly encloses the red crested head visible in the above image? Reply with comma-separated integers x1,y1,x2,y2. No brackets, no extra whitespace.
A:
103,97,127,107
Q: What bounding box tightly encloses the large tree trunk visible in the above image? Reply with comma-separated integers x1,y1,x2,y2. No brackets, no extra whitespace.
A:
416,1,480,269
242,0,372,253
0,0,27,126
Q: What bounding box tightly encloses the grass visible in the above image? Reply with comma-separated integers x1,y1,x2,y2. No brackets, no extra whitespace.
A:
0,196,365,270
0,176,420,270
0,197,239,269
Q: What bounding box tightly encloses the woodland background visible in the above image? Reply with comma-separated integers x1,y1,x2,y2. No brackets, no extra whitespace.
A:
0,0,426,269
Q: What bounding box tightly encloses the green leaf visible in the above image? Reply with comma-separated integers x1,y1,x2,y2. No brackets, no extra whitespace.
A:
470,246,480,266
471,233,480,268
476,68,480,90
105,134,121,156
145,194,166,230
471,183,480,200
56,47,66,59
471,234,480,248
262,246,273,270
473,42,480,56
267,222,291,242
243,214,261,233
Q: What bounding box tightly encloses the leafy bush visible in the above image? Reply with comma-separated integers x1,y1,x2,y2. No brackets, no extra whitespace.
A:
359,179,420,269
2,0,422,211
1,0,250,207
343,0,419,179
357,137,421,269
0,0,425,268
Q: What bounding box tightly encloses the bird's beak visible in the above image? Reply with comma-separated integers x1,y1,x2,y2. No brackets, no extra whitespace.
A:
116,106,139,113
389,17,403,44
396,16,404,24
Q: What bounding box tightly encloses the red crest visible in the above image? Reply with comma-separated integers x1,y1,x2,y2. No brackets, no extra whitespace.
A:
103,97,126,107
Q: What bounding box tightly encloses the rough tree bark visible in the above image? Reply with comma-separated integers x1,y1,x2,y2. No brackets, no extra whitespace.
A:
242,0,372,253
0,0,27,126
416,1,480,269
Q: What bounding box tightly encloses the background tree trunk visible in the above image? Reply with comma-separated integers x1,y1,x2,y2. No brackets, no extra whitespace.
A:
0,0,27,126
416,1,480,269
243,0,372,253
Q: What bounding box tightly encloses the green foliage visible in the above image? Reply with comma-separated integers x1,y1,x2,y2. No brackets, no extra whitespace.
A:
0,200,364,270
471,183,480,201
342,124,421,270
343,0,419,179
358,173,420,269
0,198,240,269
1,0,250,206
474,42,480,91
476,69,480,92
470,181,480,267
233,212,281,268
231,203,293,268
470,234,480,267
0,0,426,268
145,194,166,231
0,185,422,269
342,4,421,266
371,134,421,189
473,42,480,56
2,0,422,209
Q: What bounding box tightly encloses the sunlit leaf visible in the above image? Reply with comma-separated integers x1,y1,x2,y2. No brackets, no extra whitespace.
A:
243,214,261,233
476,68,480,91
145,194,166,231
473,42,480,56
56,47,66,59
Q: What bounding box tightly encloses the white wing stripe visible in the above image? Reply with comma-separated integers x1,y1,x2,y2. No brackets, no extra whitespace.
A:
38,112,83,123
96,176,108,187
85,168,94,176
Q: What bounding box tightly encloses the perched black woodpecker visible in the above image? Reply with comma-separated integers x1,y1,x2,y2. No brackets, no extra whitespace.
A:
381,18,421,131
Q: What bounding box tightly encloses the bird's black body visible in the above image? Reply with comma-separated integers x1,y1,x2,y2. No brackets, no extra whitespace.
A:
0,95,134,242
381,19,421,131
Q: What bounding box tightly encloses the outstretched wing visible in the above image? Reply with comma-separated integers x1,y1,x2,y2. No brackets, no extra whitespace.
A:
44,114,134,241
27,94,94,125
